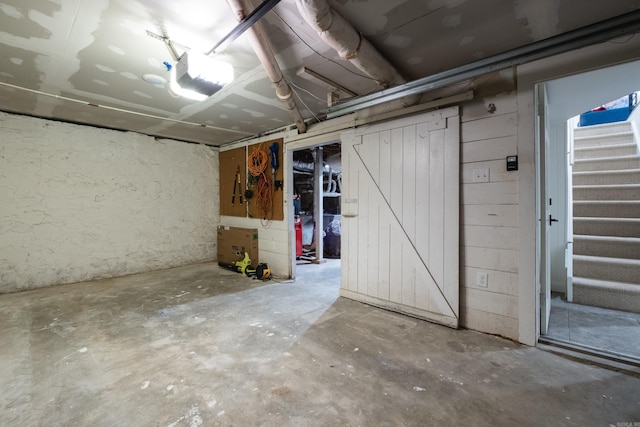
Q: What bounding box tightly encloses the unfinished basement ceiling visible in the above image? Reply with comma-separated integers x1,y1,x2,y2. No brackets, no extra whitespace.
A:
1,0,639,146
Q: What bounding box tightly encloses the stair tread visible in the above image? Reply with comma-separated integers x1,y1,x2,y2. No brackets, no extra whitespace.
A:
574,254,640,265
574,217,640,222
572,277,640,313
575,142,637,150
573,276,640,291
573,172,640,185
573,183,640,189
574,131,634,139
574,235,640,243
573,169,640,175
576,121,631,128
575,122,631,132
575,155,640,163
573,199,640,205
573,200,640,204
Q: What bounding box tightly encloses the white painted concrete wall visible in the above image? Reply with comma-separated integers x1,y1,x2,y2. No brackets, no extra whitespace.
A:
0,112,219,292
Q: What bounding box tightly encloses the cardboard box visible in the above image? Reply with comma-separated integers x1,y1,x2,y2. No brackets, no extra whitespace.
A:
217,226,259,266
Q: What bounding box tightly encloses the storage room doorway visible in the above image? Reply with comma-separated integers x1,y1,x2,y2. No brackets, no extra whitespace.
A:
537,60,640,364
292,142,342,290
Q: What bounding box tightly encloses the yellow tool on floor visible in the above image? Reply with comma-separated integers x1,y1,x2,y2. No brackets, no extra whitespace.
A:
234,252,253,275
233,252,271,281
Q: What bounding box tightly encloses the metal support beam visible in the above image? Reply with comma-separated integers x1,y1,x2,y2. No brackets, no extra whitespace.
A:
207,0,281,55
327,9,640,118
313,147,324,263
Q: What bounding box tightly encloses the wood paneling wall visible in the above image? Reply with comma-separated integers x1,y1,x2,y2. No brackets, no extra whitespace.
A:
459,92,520,339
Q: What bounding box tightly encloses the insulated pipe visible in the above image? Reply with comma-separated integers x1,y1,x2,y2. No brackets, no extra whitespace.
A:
296,0,415,98
226,0,307,133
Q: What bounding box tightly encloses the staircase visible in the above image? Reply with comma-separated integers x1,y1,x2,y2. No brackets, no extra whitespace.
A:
572,120,640,313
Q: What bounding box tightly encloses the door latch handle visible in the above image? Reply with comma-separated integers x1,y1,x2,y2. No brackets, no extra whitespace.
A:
549,215,558,226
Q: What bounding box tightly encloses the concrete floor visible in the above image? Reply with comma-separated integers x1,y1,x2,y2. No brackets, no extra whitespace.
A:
1,261,640,426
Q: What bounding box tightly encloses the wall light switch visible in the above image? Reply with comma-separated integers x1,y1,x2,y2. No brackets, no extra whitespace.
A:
477,271,488,288
473,168,490,183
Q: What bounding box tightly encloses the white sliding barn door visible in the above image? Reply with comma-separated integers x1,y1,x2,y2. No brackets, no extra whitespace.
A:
340,107,460,328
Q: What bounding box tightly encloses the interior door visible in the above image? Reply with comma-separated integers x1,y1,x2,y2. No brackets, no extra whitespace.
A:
537,84,552,335
340,107,460,328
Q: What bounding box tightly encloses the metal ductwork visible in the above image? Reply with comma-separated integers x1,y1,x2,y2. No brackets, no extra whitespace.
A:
296,0,419,106
226,0,307,133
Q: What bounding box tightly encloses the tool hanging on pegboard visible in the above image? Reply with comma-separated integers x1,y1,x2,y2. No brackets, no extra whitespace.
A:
270,142,282,191
231,166,243,205
248,145,273,220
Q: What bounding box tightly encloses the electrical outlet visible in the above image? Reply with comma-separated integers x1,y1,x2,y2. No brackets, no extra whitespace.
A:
477,271,488,288
472,168,490,183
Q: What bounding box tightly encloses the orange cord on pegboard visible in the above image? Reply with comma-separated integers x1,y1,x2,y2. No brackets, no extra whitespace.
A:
248,145,274,220
248,146,268,177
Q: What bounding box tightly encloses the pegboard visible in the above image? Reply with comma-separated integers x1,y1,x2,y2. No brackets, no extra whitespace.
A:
247,138,284,221
219,146,247,217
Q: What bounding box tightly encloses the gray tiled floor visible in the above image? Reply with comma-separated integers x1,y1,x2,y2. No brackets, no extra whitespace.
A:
546,293,640,361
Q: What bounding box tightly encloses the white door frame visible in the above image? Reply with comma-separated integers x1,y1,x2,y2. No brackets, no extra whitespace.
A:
536,83,552,335
287,138,341,279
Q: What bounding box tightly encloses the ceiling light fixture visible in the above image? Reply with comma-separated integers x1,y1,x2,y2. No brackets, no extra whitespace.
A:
169,67,209,101
150,0,280,101
148,31,235,101
174,52,234,97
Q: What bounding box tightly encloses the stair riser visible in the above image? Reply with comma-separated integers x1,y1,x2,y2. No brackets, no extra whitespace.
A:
574,133,634,148
573,282,640,313
574,219,640,237
573,259,640,283
574,123,632,137
573,186,640,200
574,157,640,172
572,171,640,185
573,202,640,218
573,239,640,259
574,144,638,160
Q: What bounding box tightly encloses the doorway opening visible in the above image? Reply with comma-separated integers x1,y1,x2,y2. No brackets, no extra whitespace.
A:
291,142,342,291
537,60,640,364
